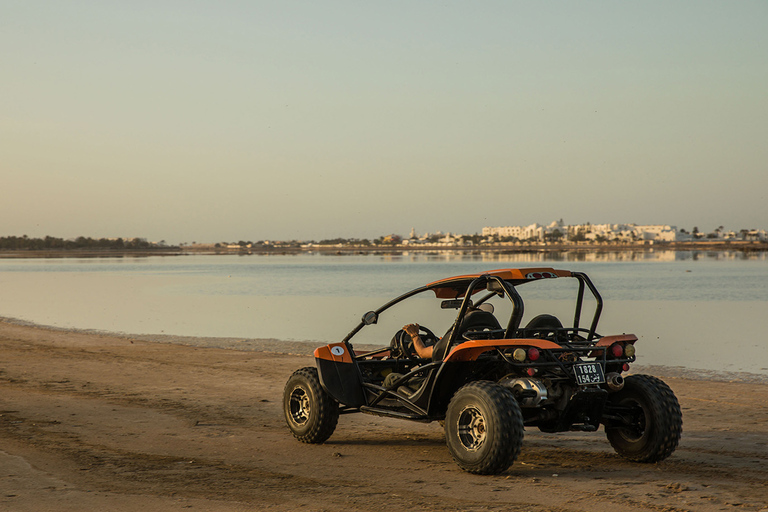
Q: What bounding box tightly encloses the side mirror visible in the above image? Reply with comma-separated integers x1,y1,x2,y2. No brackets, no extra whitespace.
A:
487,280,505,295
362,311,378,325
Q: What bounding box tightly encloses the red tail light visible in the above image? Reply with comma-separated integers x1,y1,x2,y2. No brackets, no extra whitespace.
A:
527,347,540,361
610,343,624,358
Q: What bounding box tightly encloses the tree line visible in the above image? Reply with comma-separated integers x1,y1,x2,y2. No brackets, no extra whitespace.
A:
0,235,167,251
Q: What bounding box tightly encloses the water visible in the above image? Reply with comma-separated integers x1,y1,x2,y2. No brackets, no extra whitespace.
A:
0,250,766,377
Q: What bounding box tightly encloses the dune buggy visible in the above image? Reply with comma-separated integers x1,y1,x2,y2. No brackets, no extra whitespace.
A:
283,268,682,474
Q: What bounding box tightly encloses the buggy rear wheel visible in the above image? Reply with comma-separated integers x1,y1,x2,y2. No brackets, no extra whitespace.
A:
444,381,524,475
604,374,682,462
283,367,339,443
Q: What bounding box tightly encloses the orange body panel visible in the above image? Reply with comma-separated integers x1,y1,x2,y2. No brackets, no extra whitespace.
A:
444,338,562,362
595,334,638,346
428,268,572,298
314,343,354,364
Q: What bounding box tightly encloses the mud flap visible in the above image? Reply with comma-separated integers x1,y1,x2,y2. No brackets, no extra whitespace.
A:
315,344,366,407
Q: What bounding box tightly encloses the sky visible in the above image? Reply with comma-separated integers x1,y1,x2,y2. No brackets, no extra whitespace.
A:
2,1,767,244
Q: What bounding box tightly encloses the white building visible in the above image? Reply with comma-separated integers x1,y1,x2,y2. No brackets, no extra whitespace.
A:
484,221,685,243
482,223,545,241
633,225,680,242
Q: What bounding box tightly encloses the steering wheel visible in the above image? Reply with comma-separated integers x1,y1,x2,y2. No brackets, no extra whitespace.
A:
389,325,438,360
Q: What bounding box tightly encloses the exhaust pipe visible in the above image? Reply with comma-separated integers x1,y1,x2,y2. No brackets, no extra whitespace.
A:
499,377,548,407
606,372,624,391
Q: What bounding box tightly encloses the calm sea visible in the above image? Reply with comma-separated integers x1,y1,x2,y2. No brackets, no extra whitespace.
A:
1,250,766,377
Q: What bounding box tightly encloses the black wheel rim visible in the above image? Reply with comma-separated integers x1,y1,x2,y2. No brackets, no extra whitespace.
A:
616,398,648,442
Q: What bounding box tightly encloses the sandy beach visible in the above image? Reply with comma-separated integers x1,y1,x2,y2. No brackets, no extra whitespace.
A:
1,320,767,512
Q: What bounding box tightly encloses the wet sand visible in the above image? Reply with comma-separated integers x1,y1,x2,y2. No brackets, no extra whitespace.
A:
1,319,767,511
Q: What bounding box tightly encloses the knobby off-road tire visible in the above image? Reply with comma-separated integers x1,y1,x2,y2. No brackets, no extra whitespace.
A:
444,381,524,475
605,374,682,462
283,367,339,443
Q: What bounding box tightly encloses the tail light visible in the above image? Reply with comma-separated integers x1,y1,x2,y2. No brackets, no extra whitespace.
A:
512,347,541,363
624,343,636,358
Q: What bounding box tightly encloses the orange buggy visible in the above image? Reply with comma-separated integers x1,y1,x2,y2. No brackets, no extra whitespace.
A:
283,268,682,474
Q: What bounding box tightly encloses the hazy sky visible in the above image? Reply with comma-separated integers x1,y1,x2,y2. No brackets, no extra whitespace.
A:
2,1,767,243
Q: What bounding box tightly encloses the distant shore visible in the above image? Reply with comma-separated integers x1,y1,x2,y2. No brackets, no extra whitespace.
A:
0,248,186,258
1,239,766,258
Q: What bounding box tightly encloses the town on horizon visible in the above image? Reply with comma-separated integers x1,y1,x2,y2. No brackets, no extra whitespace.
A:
2,220,767,253
203,220,768,251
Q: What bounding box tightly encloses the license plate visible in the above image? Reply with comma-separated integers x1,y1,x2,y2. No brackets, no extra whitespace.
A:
573,362,605,385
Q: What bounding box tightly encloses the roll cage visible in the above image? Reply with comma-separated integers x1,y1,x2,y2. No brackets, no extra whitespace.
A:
314,268,619,422
343,267,605,350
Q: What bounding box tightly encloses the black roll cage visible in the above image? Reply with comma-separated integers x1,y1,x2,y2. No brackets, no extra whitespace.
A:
332,270,607,420
343,270,605,359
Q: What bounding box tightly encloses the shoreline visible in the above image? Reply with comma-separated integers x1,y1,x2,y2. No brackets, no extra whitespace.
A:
1,239,767,258
3,315,766,385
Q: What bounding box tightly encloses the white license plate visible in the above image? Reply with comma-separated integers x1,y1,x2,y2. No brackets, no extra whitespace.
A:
573,362,605,385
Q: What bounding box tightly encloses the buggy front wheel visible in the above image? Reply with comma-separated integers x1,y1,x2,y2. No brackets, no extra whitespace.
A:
283,367,339,443
444,381,524,475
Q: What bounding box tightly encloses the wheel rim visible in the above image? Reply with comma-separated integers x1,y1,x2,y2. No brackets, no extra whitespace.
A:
616,398,648,442
289,386,311,426
457,405,486,451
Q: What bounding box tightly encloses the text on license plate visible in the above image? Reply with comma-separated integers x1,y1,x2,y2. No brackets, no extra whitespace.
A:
574,362,605,385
